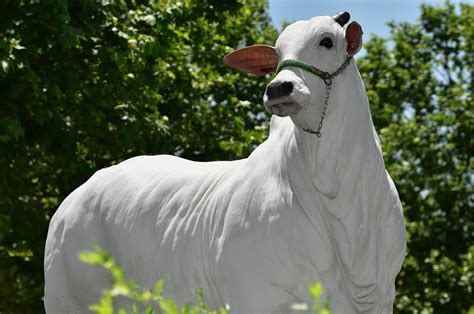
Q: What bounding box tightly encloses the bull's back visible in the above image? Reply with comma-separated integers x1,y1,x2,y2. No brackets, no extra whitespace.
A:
44,154,237,312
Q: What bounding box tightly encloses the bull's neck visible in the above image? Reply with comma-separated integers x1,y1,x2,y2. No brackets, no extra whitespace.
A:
287,119,342,199
286,64,373,198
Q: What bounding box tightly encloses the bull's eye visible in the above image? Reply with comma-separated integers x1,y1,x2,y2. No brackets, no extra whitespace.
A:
319,37,334,49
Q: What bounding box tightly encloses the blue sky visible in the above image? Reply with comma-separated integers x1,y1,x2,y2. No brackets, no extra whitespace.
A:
268,0,471,39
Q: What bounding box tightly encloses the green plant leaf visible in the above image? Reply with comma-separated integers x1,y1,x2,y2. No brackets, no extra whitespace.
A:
159,299,180,314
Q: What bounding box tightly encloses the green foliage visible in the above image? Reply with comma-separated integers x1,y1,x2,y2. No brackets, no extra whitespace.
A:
80,246,330,314
0,0,275,312
307,282,331,314
79,246,228,314
358,2,473,313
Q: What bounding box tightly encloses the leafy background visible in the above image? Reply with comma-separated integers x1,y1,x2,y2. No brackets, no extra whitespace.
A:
0,0,472,313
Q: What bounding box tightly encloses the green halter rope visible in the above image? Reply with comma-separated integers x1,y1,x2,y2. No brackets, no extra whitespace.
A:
275,57,353,137
276,57,353,86
277,59,333,85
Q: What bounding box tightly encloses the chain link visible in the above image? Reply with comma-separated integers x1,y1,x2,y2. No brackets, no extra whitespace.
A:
303,84,331,137
329,57,353,79
302,57,352,137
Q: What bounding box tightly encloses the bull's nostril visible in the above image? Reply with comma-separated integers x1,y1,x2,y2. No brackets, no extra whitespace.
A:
266,81,294,100
282,82,294,95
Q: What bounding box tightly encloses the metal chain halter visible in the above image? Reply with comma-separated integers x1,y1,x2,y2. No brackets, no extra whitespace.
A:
276,57,353,137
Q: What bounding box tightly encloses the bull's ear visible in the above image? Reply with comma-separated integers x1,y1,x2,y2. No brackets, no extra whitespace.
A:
345,21,363,56
224,45,278,76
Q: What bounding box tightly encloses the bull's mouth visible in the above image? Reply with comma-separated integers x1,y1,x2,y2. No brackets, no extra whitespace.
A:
266,97,302,117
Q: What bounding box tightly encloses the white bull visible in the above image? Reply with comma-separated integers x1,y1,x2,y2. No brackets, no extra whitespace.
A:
44,12,406,313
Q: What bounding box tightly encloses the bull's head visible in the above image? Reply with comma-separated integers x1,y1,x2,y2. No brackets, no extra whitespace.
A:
224,12,363,135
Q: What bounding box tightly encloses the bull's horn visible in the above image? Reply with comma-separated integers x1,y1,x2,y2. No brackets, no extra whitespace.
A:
332,11,350,26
